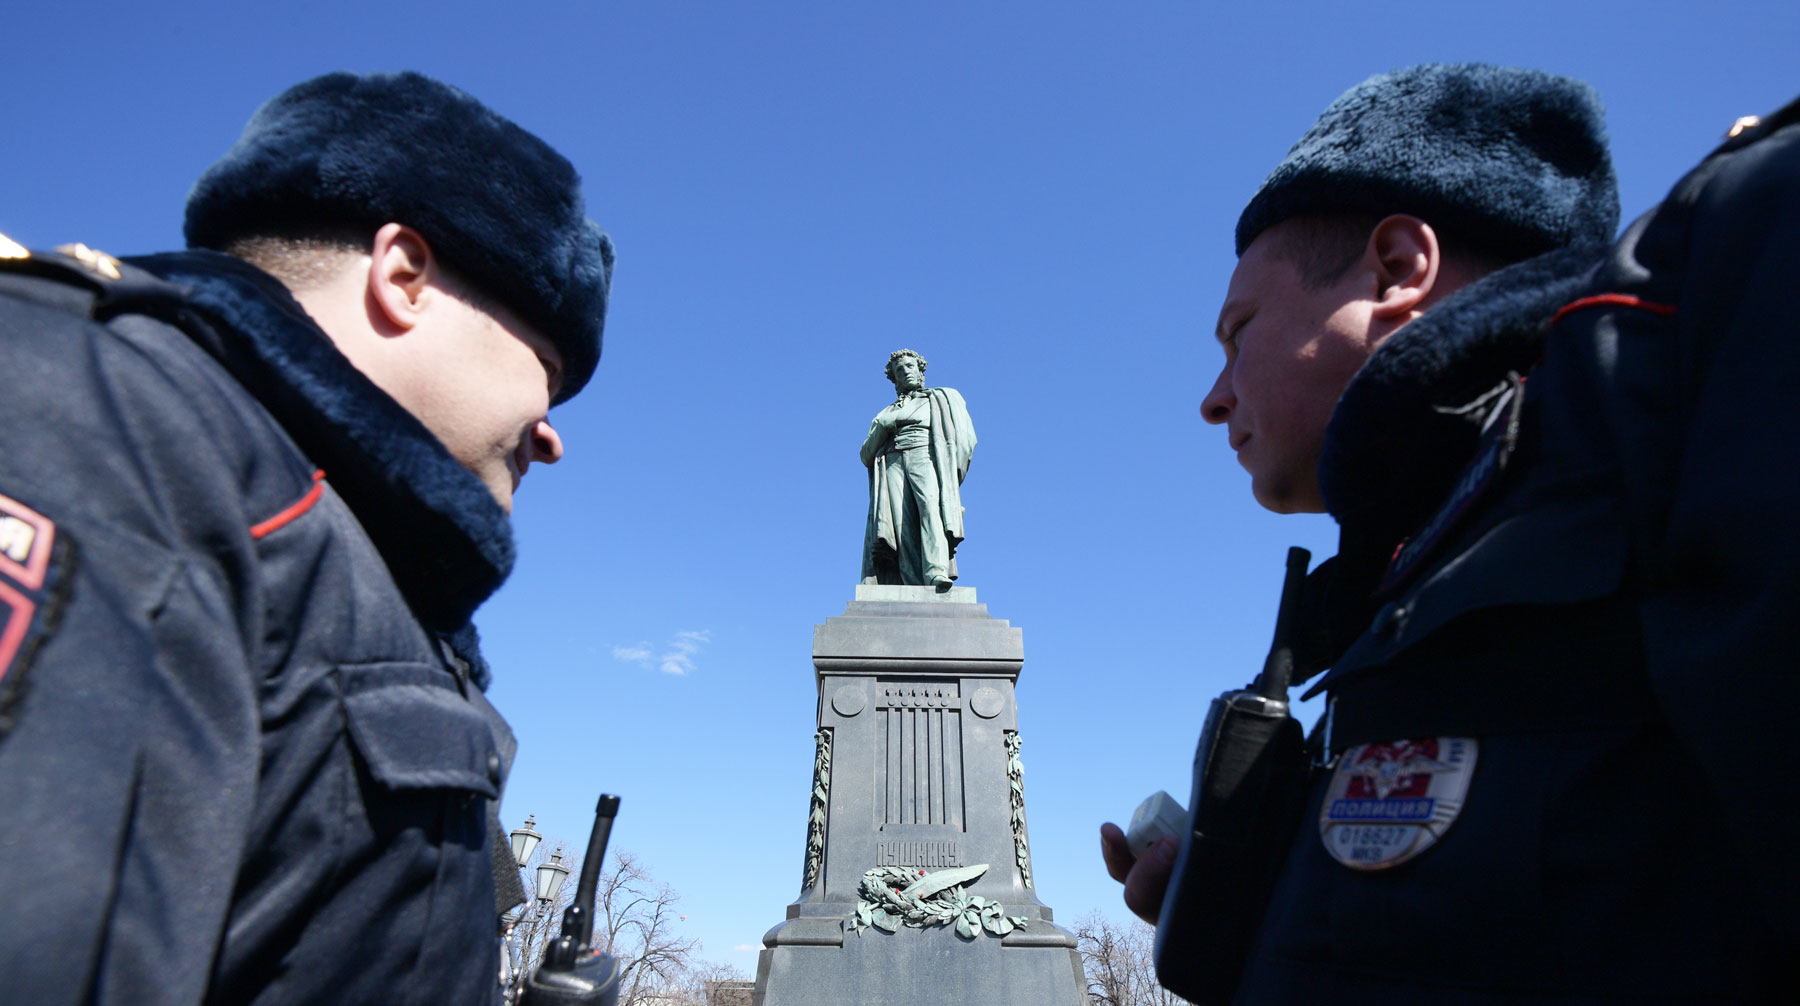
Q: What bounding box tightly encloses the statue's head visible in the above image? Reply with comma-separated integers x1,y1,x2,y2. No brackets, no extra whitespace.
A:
885,349,927,393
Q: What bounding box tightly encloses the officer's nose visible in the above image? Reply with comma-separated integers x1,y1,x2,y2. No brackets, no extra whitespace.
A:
1200,364,1234,425
530,419,564,465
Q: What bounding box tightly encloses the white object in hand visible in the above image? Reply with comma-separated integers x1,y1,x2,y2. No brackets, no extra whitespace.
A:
1125,790,1188,858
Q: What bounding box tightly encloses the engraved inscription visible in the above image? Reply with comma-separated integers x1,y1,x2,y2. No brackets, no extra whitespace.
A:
875,840,962,869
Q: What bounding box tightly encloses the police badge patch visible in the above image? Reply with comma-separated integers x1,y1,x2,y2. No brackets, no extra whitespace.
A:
0,490,73,730
1320,737,1477,870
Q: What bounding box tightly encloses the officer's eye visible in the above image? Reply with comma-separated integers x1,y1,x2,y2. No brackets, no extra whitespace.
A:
1222,315,1251,352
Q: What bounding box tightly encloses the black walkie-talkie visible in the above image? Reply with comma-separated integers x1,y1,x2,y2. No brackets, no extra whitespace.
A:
520,794,624,1006
1153,547,1311,1005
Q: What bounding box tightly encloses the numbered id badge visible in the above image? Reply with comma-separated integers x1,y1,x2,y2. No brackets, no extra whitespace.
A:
1320,737,1477,870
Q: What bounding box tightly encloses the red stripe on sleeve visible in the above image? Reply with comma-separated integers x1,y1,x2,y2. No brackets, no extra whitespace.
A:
1550,293,1678,328
250,470,326,540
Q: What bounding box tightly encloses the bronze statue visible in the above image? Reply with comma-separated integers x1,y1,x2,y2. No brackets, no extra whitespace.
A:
860,349,977,588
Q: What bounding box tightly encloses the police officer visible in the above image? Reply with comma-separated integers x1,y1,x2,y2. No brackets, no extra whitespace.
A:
0,72,612,1003
1106,64,1797,1001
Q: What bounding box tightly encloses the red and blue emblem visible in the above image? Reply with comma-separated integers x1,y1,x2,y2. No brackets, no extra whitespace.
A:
0,490,63,697
1319,737,1477,870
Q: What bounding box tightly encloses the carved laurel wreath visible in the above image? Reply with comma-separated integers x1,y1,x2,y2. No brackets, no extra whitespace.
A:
1005,731,1033,888
848,863,1028,940
801,728,831,890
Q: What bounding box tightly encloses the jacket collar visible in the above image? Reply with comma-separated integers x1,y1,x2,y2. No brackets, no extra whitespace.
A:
1319,244,1604,550
1291,245,1604,679
126,250,514,666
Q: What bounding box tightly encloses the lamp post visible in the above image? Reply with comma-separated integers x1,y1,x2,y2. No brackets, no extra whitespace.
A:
510,813,542,867
536,846,572,904
500,814,544,997
504,843,572,1002
499,908,522,992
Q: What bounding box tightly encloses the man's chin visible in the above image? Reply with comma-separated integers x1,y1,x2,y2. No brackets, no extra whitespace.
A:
1251,477,1326,515
484,474,516,514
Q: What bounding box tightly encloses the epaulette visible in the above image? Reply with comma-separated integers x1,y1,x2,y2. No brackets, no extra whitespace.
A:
1715,93,1800,154
0,231,190,324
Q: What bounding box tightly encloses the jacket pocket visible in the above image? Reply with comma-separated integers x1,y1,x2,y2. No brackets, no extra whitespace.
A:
1316,495,1629,695
336,661,499,798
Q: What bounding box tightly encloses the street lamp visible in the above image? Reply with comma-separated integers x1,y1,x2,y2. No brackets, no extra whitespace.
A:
505,845,572,1002
510,813,542,868
536,847,571,903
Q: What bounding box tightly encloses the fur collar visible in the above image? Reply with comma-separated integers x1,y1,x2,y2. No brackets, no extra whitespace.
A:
127,250,513,679
1319,244,1606,551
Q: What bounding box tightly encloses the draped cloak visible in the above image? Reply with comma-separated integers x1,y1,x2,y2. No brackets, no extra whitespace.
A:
860,386,976,583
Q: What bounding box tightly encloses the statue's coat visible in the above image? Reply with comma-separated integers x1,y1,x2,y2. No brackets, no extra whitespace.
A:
860,387,976,583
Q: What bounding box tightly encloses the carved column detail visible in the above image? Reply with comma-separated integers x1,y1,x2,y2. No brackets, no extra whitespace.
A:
802,727,833,891
1004,730,1033,888
876,683,963,829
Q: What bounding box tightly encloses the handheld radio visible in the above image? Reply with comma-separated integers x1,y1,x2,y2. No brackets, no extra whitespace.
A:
1152,547,1312,1005
520,794,624,1006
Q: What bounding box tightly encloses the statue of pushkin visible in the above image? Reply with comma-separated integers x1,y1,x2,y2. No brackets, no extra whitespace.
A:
860,349,977,588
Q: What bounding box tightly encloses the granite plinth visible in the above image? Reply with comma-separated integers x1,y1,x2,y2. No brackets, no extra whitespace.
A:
755,586,1084,1006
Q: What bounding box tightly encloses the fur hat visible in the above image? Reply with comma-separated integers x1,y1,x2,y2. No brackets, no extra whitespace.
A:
184,71,613,403
1235,64,1618,259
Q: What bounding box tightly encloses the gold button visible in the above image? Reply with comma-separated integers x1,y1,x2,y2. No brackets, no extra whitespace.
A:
1727,115,1761,139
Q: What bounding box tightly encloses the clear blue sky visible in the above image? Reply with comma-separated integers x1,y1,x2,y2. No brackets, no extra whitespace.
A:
6,0,1794,974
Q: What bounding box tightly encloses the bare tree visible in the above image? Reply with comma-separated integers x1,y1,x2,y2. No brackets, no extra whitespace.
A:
504,839,747,1005
1074,910,1192,1006
590,851,703,1004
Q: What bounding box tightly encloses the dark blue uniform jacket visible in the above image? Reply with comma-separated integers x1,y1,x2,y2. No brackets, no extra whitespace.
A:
0,249,524,1004
1238,103,1800,1003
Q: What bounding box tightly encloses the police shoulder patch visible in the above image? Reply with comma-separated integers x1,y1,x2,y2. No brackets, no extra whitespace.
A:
0,490,75,731
1319,737,1478,870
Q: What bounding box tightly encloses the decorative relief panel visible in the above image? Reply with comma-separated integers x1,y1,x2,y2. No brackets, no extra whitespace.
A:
877,683,963,830
1005,730,1033,888
801,727,832,890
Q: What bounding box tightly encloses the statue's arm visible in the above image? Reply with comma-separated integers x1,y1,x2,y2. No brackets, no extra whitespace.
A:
859,413,890,468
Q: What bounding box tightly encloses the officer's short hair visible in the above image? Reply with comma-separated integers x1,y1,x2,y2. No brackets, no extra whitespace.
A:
222,228,503,323
1269,212,1524,291
221,228,365,292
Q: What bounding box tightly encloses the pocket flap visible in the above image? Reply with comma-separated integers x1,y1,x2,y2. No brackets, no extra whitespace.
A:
338,661,499,797
1312,496,1628,695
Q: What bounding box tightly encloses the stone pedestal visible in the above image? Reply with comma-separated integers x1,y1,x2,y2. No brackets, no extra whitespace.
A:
755,586,1085,1006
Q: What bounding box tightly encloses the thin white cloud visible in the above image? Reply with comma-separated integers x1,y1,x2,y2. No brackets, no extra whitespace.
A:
612,643,653,666
613,631,713,676
733,943,756,952
659,629,712,676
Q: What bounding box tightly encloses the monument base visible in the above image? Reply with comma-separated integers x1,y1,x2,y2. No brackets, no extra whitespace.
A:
754,585,1085,1006
755,925,1085,1006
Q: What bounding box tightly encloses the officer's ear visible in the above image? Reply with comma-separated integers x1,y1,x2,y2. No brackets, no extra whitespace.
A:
365,223,437,335
1364,214,1440,322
